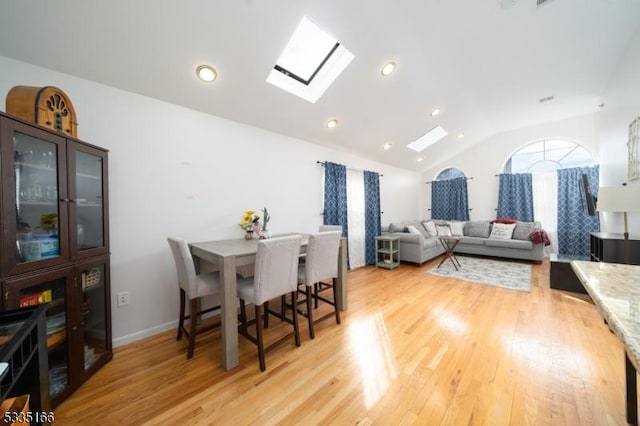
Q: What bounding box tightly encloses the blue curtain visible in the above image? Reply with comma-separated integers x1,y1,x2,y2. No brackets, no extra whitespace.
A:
557,165,600,258
496,173,534,221
323,162,349,268
323,162,348,234
431,177,470,220
363,171,381,265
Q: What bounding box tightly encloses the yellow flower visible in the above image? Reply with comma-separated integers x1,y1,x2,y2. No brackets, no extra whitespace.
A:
240,209,260,231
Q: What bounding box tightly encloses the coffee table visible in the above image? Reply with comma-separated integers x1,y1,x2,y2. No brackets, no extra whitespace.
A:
437,236,461,270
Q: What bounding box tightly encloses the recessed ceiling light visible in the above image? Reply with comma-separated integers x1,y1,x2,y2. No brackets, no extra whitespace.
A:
457,133,465,139
382,143,392,150
381,61,396,76
430,108,441,117
326,119,338,129
417,157,424,162
196,65,217,82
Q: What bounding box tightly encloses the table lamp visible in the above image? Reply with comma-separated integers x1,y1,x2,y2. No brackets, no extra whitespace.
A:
597,185,640,239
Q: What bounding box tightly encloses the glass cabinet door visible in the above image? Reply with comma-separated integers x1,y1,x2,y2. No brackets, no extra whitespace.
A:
77,259,110,374
9,124,68,274
69,143,108,258
6,271,72,401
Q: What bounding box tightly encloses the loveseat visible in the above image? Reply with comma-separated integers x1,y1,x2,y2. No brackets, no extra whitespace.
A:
382,219,544,264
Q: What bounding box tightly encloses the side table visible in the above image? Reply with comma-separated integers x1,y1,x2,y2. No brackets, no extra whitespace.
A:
549,254,587,294
375,236,400,269
437,236,461,270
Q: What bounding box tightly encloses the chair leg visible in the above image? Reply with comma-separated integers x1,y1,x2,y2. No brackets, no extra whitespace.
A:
332,278,341,325
280,295,286,320
264,301,270,329
255,304,266,371
306,285,314,339
314,283,319,309
177,289,186,341
187,298,198,359
239,299,247,334
291,291,301,347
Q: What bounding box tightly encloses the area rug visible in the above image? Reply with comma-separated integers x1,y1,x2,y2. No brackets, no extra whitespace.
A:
427,256,532,292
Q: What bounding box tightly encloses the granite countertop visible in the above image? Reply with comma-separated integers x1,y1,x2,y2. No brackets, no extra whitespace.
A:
571,260,640,370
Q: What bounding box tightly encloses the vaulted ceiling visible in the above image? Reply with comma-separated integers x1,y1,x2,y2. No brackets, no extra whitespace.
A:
1,0,638,171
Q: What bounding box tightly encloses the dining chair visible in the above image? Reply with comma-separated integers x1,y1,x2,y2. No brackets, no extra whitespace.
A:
298,230,342,339
313,224,344,308
167,237,222,359
236,235,302,371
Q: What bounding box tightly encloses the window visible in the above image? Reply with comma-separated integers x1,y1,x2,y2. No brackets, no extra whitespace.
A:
504,139,594,174
407,126,448,152
436,167,465,181
431,168,469,221
266,17,354,103
503,139,596,256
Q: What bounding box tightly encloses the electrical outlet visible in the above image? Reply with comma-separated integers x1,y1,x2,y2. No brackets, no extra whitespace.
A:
117,291,130,307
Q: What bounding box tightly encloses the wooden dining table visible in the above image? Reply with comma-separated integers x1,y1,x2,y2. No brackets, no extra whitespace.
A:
189,234,348,371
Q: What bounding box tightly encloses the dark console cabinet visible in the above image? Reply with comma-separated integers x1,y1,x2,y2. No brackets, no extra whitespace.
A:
590,232,640,265
551,233,640,294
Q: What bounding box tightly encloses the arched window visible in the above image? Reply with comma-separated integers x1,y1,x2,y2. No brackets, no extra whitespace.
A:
501,139,597,257
503,139,594,173
436,167,466,181
431,168,469,221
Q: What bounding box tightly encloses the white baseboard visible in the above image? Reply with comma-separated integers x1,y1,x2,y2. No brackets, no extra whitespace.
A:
112,320,178,348
111,309,221,348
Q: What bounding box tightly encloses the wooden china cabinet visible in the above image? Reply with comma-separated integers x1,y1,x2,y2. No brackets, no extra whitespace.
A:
0,112,111,408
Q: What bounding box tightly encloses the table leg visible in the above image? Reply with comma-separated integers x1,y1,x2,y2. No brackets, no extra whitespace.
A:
220,256,239,370
437,239,458,271
626,352,638,426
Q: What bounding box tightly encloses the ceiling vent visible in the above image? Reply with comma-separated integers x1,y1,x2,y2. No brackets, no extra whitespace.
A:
537,0,554,7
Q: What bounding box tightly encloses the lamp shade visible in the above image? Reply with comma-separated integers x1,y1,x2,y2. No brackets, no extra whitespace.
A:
597,185,640,213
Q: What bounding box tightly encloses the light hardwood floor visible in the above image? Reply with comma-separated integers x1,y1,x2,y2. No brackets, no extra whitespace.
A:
54,257,626,425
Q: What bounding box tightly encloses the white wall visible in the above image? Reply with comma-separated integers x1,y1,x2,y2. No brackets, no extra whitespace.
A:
598,28,640,236
0,56,421,346
420,114,599,221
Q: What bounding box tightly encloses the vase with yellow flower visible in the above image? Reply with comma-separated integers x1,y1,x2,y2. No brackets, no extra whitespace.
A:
239,209,259,240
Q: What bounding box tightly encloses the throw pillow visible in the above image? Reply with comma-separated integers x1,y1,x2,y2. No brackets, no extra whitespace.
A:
492,218,518,224
421,220,437,237
447,221,465,236
464,221,491,238
436,224,452,237
489,223,516,240
407,220,431,238
389,222,406,233
406,225,422,235
513,222,536,240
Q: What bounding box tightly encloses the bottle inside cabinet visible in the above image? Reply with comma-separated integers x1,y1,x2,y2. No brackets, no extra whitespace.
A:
13,131,61,264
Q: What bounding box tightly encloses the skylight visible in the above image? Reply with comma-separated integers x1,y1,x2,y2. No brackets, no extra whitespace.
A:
406,126,448,152
266,17,354,103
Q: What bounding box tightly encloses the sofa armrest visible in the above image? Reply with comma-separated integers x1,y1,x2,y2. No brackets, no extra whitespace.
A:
384,232,424,245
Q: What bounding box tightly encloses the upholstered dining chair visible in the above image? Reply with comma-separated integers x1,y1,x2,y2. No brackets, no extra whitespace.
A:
167,237,222,359
298,230,342,339
236,235,302,371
